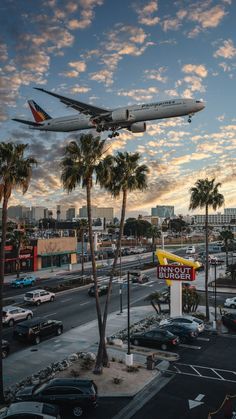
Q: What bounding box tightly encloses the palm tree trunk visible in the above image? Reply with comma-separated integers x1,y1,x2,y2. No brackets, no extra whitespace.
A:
226,243,229,267
86,180,103,374
0,195,8,402
81,227,84,277
205,205,209,321
97,189,127,368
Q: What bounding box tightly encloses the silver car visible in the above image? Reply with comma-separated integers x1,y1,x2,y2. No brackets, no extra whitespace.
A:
2,305,33,327
160,315,205,333
0,401,61,418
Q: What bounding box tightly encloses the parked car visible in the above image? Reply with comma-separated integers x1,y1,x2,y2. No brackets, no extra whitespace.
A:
224,296,236,309
222,312,236,331
2,306,33,327
15,378,98,418
88,284,108,297
2,340,10,359
160,315,205,333
11,275,36,288
160,323,198,342
186,246,196,255
209,256,224,265
0,401,61,419
130,271,149,284
130,328,179,350
24,289,55,306
13,318,63,345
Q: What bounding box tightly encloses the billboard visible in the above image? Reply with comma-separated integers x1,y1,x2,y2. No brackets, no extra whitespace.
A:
157,265,195,281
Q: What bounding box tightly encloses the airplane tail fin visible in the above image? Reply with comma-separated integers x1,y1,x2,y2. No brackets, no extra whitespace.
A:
28,100,51,123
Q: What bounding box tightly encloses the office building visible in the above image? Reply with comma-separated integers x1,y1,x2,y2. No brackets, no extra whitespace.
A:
8,205,30,220
66,207,76,221
151,205,175,218
31,206,47,221
79,206,114,223
56,205,68,221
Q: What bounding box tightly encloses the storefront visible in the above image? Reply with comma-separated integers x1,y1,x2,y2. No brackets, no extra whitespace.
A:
36,237,77,271
4,245,37,274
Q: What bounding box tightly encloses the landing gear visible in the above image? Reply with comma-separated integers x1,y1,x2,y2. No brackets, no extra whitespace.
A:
188,117,192,123
108,131,120,138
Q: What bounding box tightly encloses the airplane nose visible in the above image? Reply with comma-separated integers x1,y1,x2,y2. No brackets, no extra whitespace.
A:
201,101,206,109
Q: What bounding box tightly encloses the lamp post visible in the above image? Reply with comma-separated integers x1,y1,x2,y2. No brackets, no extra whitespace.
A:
119,248,123,314
214,263,217,323
125,271,133,366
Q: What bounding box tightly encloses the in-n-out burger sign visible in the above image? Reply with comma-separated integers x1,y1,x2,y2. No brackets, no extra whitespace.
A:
157,265,195,281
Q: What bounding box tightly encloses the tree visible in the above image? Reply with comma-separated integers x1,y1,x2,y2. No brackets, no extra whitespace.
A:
189,178,224,321
60,134,106,374
147,225,161,263
218,229,234,267
96,151,149,370
7,228,29,277
0,142,37,402
78,218,88,277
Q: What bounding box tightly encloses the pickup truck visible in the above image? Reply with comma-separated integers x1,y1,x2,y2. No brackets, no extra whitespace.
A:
11,275,36,288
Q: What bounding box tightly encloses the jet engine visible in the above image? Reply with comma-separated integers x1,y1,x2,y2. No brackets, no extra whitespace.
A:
129,122,146,133
111,109,129,122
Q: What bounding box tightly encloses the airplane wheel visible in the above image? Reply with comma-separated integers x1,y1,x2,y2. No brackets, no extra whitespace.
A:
188,118,191,123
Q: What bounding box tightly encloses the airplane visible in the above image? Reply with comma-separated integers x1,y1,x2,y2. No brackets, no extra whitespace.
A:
12,87,205,138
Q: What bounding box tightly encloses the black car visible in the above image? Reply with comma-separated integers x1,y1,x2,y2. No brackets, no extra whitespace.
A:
2,340,10,359
130,328,179,350
160,323,198,342
222,313,236,331
15,378,98,418
88,284,108,297
13,318,63,345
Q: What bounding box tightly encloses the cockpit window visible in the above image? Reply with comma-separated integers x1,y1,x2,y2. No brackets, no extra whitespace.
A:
196,100,201,103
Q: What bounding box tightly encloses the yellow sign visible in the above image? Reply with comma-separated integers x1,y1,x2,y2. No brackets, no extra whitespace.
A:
156,249,200,286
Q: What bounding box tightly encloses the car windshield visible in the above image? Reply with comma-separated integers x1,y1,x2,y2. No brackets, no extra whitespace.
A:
25,293,34,298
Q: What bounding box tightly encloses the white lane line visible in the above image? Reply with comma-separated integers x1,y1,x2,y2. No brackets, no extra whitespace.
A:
80,301,90,306
197,337,210,342
60,298,73,302
42,312,57,317
212,369,225,380
179,344,201,350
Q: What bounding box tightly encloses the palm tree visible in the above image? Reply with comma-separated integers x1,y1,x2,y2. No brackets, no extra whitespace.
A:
7,228,29,278
96,151,149,369
0,142,37,402
148,225,161,263
189,178,224,320
79,218,88,277
60,134,106,372
219,229,234,266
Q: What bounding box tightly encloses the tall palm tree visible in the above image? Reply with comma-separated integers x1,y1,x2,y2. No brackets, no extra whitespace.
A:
79,218,88,277
148,225,161,263
189,178,224,320
219,229,234,267
0,142,37,402
60,134,106,372
96,152,149,370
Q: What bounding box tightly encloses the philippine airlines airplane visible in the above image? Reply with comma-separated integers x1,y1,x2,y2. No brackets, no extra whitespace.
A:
13,87,205,138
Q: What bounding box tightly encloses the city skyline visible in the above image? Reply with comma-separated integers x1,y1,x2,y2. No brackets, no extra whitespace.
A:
0,0,235,217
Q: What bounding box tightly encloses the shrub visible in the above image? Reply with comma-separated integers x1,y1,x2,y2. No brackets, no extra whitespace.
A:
126,365,139,373
113,376,123,384
70,369,80,377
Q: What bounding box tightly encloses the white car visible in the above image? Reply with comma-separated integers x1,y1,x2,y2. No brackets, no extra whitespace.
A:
2,306,33,327
186,246,196,255
24,289,55,306
224,296,236,309
0,401,61,418
160,315,205,333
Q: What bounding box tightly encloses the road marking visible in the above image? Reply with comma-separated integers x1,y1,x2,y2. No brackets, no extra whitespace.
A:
172,363,236,383
179,343,202,350
60,298,73,302
80,301,90,306
42,312,57,317
188,394,205,410
197,337,210,341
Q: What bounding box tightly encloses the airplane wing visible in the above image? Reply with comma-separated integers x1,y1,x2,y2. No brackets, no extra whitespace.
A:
34,87,110,118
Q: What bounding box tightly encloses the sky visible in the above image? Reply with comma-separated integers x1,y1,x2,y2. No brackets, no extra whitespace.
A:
0,0,236,219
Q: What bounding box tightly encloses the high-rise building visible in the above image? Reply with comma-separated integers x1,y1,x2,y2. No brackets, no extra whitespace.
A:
31,206,47,221
8,205,30,220
224,208,236,215
66,207,76,220
151,205,174,218
56,205,68,221
79,206,114,223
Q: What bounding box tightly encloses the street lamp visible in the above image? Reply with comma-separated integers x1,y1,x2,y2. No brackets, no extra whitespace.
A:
214,263,217,323
126,271,133,366
119,248,123,314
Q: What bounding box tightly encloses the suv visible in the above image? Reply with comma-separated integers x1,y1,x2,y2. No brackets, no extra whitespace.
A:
88,284,108,297
2,306,33,327
15,378,98,418
24,289,55,306
224,296,236,309
0,401,61,419
186,246,196,255
13,318,63,345
11,275,36,288
130,271,149,284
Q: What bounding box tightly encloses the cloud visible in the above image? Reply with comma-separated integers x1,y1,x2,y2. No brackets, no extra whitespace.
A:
182,64,208,78
214,39,236,59
135,0,160,26
188,5,227,29
144,67,168,83
117,87,159,102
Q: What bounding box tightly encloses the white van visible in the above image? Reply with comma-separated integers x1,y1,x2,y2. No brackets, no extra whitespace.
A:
24,289,55,306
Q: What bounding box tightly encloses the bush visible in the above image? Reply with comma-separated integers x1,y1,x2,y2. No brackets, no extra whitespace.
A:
126,365,139,373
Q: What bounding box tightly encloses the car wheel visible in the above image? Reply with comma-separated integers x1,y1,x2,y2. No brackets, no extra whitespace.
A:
27,314,32,320
230,304,236,309
36,300,41,306
56,327,63,336
34,336,41,345
161,343,167,350
20,284,24,289
31,282,35,287
2,350,8,359
72,406,83,417
8,319,14,327
50,296,55,302
133,339,139,346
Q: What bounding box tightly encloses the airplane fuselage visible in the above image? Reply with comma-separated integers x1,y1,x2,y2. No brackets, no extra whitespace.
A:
31,98,205,132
